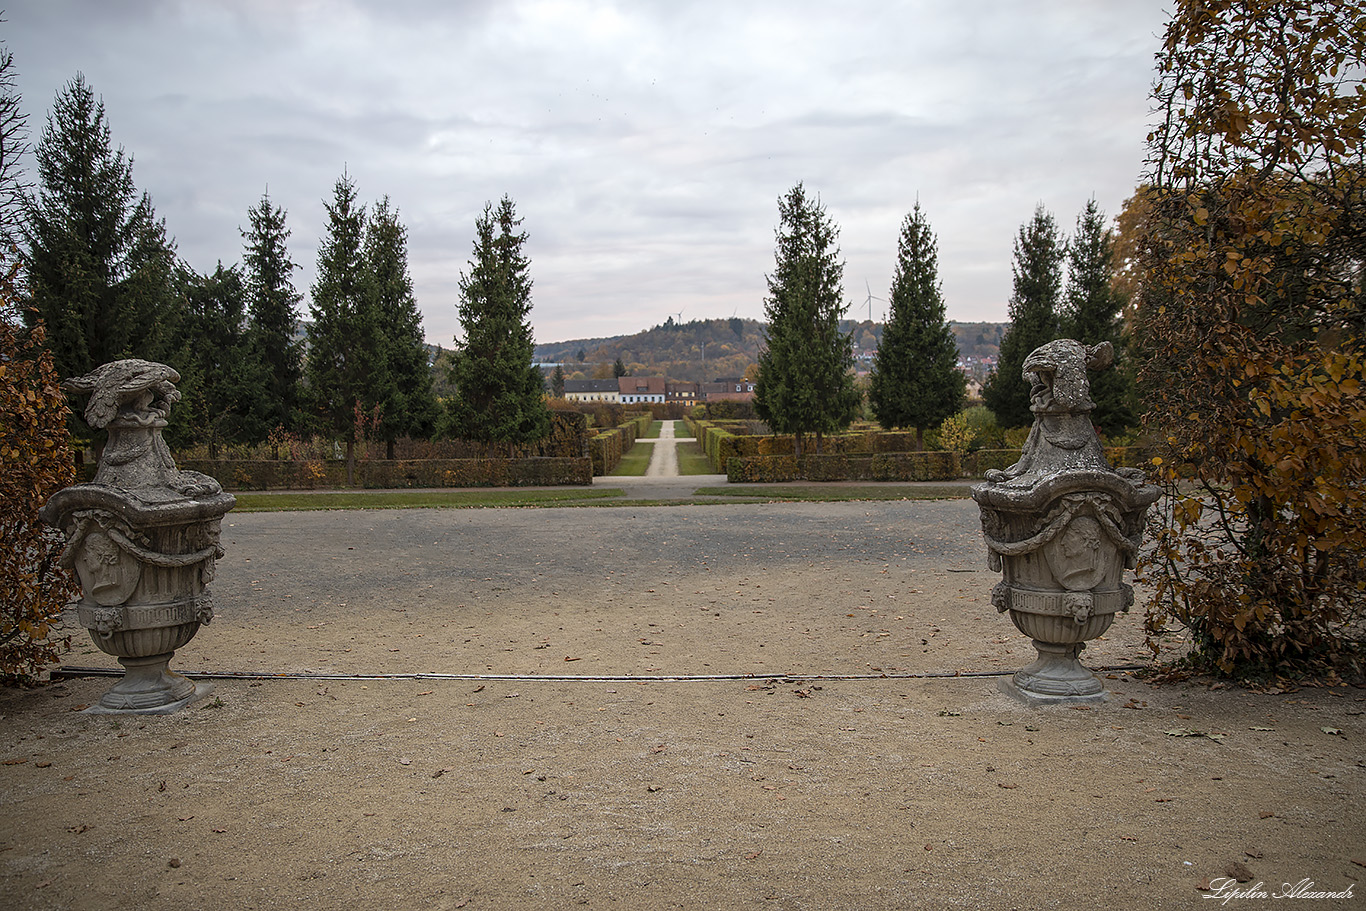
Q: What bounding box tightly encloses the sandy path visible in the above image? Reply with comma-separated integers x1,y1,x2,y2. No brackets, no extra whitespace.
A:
1,500,1361,911
644,419,680,477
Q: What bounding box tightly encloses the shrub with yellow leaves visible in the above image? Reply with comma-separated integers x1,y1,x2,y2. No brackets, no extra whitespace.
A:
1,265,79,681
1136,0,1365,674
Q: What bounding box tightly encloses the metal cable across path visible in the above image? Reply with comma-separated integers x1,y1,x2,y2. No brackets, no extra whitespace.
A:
51,665,1150,683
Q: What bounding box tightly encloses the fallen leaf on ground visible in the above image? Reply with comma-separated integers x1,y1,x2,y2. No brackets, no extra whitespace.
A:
1225,861,1254,882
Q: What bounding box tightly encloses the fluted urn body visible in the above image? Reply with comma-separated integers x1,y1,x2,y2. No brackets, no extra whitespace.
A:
40,360,234,714
972,341,1158,705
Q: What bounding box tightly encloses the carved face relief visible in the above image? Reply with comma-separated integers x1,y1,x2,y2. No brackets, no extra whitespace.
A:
1043,516,1115,592
74,531,142,606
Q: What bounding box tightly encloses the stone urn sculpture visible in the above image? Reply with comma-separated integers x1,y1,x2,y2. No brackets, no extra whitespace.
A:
40,360,235,714
972,340,1159,705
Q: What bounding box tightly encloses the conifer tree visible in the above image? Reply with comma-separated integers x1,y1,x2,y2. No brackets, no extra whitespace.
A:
551,364,565,398
168,261,254,453
446,196,549,444
1061,198,1134,435
868,201,965,447
23,74,177,383
754,183,859,456
241,191,303,439
363,196,438,455
982,204,1065,428
306,172,389,482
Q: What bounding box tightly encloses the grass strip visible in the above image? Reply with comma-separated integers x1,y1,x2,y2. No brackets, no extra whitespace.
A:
608,446,653,476
676,441,716,476
232,488,623,512
693,484,973,502
639,420,663,439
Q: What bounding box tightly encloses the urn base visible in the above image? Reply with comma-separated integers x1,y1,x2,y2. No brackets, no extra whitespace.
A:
85,652,214,715
1000,639,1108,706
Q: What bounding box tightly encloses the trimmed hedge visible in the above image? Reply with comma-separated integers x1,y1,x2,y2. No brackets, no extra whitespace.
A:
726,452,962,483
179,457,591,490
588,412,654,475
725,446,1149,483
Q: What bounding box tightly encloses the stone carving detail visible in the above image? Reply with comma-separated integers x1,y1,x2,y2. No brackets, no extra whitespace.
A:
41,360,235,714
972,340,1159,705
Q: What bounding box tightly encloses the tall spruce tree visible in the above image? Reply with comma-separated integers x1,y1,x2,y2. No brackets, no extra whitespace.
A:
446,196,550,444
363,196,438,456
753,183,859,456
306,172,390,482
982,204,1065,428
867,201,965,448
241,191,303,440
22,74,177,383
167,261,254,453
1061,198,1134,435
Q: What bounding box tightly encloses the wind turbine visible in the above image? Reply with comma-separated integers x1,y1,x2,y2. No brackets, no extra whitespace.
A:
864,280,886,322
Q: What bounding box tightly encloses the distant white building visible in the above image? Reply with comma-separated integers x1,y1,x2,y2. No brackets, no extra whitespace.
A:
563,379,621,402
618,376,666,403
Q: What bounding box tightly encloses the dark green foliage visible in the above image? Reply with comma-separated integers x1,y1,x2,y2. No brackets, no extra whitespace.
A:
983,204,1065,427
165,261,256,453
306,172,391,478
868,202,966,447
241,191,303,439
22,74,177,384
613,356,627,378
1061,198,1135,435
363,197,439,452
754,183,860,456
551,364,565,397
446,196,550,444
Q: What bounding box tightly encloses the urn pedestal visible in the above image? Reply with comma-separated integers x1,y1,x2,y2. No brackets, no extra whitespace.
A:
40,360,234,714
972,341,1158,706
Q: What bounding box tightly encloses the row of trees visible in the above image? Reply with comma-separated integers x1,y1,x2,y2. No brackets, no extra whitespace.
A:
982,200,1133,433
13,70,549,467
15,73,440,457
752,184,1130,456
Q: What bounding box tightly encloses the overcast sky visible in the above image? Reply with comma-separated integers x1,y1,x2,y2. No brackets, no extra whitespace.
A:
6,0,1170,346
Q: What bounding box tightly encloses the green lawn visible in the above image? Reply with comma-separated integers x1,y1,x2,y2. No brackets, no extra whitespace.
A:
692,484,972,502
671,420,693,439
639,420,663,439
232,488,623,511
676,440,716,475
607,444,653,476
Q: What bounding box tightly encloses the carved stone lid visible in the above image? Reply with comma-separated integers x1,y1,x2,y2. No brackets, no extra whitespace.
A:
40,483,236,530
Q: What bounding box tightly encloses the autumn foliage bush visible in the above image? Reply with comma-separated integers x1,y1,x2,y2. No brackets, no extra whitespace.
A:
1135,0,1366,674
1,302,79,680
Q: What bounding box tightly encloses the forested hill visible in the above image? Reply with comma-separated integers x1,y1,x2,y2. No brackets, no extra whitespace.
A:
533,317,1005,383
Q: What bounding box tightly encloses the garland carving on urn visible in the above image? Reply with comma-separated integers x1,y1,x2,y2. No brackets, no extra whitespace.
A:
41,360,235,714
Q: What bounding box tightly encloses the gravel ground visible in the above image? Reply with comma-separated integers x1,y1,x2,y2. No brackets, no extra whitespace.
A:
1,499,1362,910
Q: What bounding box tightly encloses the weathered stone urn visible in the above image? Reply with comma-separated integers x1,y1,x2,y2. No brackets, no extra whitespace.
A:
972,340,1159,705
40,360,235,714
